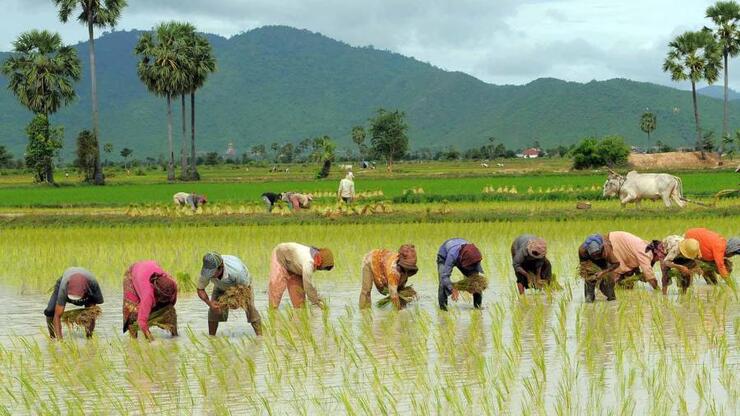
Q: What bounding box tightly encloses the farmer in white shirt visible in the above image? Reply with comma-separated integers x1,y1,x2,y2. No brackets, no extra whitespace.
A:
338,172,355,203
197,252,262,336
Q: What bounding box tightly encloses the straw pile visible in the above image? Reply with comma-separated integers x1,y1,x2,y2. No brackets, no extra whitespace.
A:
376,286,418,307
61,305,102,329
452,274,488,294
129,305,177,334
214,285,251,310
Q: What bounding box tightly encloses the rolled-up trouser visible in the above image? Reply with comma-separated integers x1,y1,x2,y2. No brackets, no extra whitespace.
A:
359,260,375,309
438,264,482,311
209,286,261,324
268,250,306,308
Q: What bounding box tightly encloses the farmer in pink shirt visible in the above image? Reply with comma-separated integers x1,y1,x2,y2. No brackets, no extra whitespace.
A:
122,261,178,340
608,231,661,290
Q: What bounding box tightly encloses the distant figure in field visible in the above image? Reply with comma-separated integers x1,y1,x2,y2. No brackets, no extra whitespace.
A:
122,261,178,340
282,192,313,210
44,267,104,339
173,192,207,210
268,243,334,308
511,234,554,294
437,238,485,311
338,172,355,204
359,245,418,310
261,192,283,213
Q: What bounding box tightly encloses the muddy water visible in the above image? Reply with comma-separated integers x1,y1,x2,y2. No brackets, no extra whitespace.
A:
0,272,738,415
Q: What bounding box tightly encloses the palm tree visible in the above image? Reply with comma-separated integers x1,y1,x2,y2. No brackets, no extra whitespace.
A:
640,111,657,151
1,30,81,183
663,30,722,158
134,22,192,181
706,1,740,153
53,0,127,185
183,30,216,180
351,126,366,162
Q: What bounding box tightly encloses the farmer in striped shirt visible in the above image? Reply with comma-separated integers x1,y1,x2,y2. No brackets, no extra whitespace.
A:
359,244,418,309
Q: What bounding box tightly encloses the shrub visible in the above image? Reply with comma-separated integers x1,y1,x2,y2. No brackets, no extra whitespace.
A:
571,135,629,169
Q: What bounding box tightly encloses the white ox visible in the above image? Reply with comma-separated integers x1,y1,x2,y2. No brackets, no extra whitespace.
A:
602,170,686,208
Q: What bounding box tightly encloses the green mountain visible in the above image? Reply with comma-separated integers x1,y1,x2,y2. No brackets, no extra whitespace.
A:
698,85,740,101
1,25,738,159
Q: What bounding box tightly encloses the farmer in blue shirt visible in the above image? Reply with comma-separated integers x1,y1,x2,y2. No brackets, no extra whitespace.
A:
437,238,484,310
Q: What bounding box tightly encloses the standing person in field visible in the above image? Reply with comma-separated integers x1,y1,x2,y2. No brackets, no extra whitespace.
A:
684,228,740,283
282,192,313,210
338,172,355,204
659,235,701,294
122,261,178,340
268,243,334,308
437,238,484,311
261,192,283,213
511,234,554,294
44,267,104,339
359,244,418,309
173,192,207,210
607,231,661,290
578,234,619,302
197,252,262,336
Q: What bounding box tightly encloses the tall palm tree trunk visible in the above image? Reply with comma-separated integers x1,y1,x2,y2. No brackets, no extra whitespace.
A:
167,94,175,181
722,51,729,157
43,113,54,185
180,94,187,178
190,91,199,180
88,18,104,185
691,81,705,159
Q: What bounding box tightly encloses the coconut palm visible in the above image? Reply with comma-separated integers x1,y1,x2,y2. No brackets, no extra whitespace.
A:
183,30,216,181
639,111,657,151
706,1,740,152
53,0,127,185
663,30,722,158
134,22,193,181
1,30,81,183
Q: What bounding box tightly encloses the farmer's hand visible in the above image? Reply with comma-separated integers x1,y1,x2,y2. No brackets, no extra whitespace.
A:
451,288,460,301
679,266,691,276
209,302,221,313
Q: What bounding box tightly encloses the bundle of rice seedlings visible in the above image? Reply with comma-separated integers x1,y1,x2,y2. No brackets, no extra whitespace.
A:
452,274,488,294
129,305,177,334
577,261,603,281
376,286,417,307
176,272,196,293
214,285,252,310
61,305,102,330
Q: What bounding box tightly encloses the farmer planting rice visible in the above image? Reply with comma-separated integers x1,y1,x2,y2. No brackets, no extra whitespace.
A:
43,267,104,339
359,244,418,309
338,172,355,203
579,234,618,302
268,243,334,308
281,192,313,210
123,261,178,340
437,238,485,311
197,252,262,336
511,234,554,294
605,231,661,291
659,235,701,294
261,192,283,213
684,228,739,283
173,192,207,210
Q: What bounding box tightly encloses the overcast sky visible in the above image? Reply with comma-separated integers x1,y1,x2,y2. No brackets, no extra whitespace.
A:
1,0,736,89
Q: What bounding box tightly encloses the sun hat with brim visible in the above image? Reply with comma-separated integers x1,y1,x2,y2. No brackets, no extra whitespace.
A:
678,238,700,259
201,252,223,279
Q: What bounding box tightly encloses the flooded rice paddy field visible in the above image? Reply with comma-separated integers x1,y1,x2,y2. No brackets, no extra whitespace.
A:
0,219,737,415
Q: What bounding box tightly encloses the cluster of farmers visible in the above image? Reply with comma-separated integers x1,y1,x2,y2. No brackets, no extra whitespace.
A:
45,227,738,340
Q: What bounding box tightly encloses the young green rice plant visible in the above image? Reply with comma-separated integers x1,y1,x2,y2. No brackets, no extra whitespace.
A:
375,285,417,307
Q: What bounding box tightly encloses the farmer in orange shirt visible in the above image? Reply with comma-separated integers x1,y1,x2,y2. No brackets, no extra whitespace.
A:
684,228,740,282
359,244,418,309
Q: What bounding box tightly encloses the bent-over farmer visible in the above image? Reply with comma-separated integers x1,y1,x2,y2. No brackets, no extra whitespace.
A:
685,228,739,283
578,234,618,302
359,244,418,309
282,192,313,210
173,192,207,210
268,243,334,308
261,192,283,213
660,235,701,294
198,252,262,336
511,234,553,294
44,267,104,339
338,172,355,204
123,261,178,340
608,231,661,290
437,238,484,311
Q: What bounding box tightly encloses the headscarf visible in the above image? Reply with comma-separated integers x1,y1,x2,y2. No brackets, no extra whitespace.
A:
66,274,90,299
151,272,178,304
316,248,334,270
459,244,482,269
397,244,418,274
726,237,740,257
526,238,547,259
583,234,604,257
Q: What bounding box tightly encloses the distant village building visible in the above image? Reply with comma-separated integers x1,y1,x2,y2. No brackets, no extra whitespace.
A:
518,148,541,158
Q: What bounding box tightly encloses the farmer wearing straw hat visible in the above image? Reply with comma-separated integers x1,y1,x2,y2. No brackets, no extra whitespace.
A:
268,243,334,308
684,228,740,283
437,238,485,311
338,172,355,204
122,261,178,340
578,234,618,302
359,244,419,310
198,252,262,336
659,235,701,294
44,267,104,339
511,234,554,295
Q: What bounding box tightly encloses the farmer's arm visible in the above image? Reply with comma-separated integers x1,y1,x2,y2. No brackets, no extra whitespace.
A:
713,245,730,278
132,276,155,340
302,263,323,307
638,254,659,289
52,304,65,340
512,248,528,277
388,269,401,310
196,275,219,310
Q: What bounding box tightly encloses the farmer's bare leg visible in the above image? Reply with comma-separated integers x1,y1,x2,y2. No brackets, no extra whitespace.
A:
473,293,482,309
268,251,289,308
359,262,374,309
244,286,262,336
46,316,56,338
584,280,596,303
599,278,616,301
286,275,306,308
